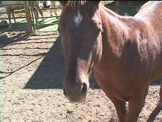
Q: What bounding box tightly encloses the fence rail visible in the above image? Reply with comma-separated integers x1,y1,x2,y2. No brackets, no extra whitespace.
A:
1,10,25,14
0,3,24,7
29,1,62,32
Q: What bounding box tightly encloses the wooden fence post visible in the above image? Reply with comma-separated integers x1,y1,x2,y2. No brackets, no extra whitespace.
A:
23,1,34,33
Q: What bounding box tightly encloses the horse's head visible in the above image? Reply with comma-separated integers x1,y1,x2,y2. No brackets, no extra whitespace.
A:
58,1,103,103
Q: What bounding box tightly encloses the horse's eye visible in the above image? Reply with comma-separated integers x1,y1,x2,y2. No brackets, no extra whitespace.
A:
91,21,102,35
95,27,102,35
97,27,102,33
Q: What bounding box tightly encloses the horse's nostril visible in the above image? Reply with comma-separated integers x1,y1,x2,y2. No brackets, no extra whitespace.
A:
81,83,87,96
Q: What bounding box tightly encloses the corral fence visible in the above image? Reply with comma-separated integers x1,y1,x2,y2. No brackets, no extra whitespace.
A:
0,1,145,33
29,1,62,32
0,1,61,33
0,2,27,30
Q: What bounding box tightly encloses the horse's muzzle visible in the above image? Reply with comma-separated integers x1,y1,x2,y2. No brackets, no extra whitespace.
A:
63,82,88,103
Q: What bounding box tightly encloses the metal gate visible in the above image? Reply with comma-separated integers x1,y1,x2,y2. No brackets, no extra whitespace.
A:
29,1,62,32
0,2,27,31
0,1,62,33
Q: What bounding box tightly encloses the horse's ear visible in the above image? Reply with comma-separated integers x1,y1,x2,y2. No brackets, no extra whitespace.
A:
59,1,67,6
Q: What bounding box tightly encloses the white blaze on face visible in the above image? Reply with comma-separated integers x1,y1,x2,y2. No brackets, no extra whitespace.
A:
74,10,83,27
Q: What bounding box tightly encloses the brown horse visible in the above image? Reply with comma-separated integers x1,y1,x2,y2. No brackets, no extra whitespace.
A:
58,1,162,122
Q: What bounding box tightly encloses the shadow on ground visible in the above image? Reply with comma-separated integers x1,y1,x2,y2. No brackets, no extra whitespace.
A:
150,77,162,86
24,36,64,89
147,105,162,122
0,32,30,48
0,22,27,33
23,36,100,89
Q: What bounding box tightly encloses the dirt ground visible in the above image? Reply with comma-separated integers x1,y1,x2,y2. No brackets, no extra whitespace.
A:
1,3,162,122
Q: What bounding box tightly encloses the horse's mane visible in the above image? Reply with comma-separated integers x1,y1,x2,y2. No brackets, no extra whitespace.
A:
62,1,98,16
65,1,87,8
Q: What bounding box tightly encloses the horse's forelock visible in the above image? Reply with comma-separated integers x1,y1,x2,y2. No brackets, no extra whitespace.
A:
65,1,86,8
62,1,100,16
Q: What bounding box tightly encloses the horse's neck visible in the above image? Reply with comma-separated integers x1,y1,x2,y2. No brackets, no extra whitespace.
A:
94,7,127,73
99,6,129,57
95,5,161,74
100,6,133,36
95,6,142,73
135,2,162,32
